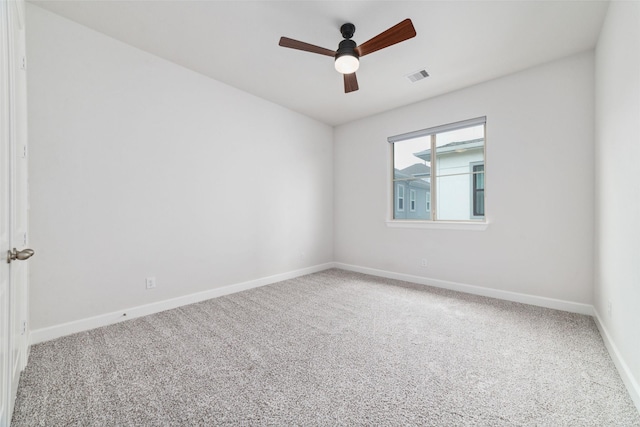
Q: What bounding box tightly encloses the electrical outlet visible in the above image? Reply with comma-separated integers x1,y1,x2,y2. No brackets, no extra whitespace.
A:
145,277,156,289
419,258,428,268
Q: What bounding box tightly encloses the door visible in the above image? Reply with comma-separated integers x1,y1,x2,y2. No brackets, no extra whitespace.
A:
1,0,31,425
0,2,12,424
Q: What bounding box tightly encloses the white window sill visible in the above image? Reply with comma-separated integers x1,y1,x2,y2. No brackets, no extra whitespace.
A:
385,220,489,231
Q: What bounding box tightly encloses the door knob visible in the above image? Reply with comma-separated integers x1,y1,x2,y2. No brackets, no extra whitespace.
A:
7,248,34,263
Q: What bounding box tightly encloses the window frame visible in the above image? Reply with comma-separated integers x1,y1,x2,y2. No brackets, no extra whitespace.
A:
388,117,487,229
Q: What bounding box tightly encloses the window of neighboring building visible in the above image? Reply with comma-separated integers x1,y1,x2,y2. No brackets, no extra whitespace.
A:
470,162,484,218
396,184,405,211
390,117,486,222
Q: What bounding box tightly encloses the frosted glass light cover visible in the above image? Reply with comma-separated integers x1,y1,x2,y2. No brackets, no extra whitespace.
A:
334,55,359,74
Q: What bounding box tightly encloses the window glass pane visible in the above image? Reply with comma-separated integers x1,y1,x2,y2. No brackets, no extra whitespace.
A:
472,164,485,217
473,165,484,189
436,174,482,221
394,184,431,219
394,135,430,172
474,189,485,216
393,135,431,220
435,125,484,177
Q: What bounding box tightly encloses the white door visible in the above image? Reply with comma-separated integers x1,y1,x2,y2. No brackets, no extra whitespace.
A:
1,0,31,425
0,1,11,420
0,2,11,424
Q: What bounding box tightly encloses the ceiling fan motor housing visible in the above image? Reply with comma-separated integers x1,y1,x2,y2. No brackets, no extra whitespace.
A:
335,39,359,61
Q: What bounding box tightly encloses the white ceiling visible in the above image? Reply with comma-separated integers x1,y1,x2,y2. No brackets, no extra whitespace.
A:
30,0,609,126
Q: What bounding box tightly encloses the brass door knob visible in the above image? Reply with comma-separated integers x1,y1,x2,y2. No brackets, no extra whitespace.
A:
7,248,34,263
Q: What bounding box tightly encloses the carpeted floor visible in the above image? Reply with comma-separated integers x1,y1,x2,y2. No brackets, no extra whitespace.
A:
11,269,640,426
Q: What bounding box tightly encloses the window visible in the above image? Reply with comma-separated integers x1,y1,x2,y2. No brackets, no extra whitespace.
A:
470,162,484,218
396,184,405,212
390,117,486,222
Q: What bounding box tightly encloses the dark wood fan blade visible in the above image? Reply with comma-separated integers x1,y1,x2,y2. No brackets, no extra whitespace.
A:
355,19,416,57
279,37,336,57
344,73,359,93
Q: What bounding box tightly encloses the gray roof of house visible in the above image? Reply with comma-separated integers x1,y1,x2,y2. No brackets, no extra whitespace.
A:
394,166,430,190
399,163,430,176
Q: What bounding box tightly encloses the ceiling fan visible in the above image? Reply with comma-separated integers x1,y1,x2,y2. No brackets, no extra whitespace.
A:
279,19,416,94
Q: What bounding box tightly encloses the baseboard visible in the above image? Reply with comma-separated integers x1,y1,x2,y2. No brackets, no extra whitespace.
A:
592,309,640,412
30,262,336,345
31,261,593,341
334,262,594,315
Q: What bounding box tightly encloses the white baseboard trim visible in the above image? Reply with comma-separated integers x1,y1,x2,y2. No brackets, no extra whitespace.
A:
30,262,336,345
592,309,640,412
334,263,594,316
31,261,594,341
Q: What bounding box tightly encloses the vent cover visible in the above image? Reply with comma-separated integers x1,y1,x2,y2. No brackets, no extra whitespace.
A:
406,69,429,83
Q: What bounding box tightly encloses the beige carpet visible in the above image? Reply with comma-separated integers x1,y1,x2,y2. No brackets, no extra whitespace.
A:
12,269,640,425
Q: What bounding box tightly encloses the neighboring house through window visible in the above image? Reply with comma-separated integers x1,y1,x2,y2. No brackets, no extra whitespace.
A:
390,117,486,222
393,164,430,219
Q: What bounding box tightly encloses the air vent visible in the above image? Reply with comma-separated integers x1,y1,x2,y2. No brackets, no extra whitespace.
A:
406,69,429,83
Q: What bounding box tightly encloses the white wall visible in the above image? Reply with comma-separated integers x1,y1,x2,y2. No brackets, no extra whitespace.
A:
334,52,595,304
594,0,640,405
26,4,333,330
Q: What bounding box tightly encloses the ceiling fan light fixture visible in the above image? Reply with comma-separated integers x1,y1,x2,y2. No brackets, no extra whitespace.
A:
334,39,359,74
335,54,359,74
